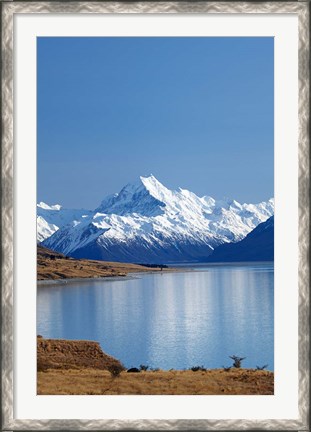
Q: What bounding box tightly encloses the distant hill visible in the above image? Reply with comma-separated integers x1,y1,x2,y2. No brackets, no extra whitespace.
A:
206,216,274,262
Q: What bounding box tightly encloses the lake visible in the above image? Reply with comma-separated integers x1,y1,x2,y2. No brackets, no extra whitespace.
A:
37,262,274,371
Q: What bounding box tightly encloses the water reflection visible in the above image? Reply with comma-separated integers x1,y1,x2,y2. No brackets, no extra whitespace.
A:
37,263,274,370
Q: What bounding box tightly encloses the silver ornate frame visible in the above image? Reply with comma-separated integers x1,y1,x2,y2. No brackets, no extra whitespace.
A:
1,1,309,430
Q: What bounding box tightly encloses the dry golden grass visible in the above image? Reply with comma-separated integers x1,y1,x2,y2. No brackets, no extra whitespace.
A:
37,338,274,395
37,245,169,280
38,368,274,395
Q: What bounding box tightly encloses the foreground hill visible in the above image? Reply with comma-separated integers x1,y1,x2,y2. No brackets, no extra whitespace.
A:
37,245,165,280
37,336,124,372
206,216,274,262
40,175,274,263
37,337,274,395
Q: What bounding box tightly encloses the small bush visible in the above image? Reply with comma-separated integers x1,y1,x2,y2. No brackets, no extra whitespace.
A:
229,355,246,368
190,365,206,372
256,364,268,370
139,364,149,371
107,364,124,377
127,367,140,373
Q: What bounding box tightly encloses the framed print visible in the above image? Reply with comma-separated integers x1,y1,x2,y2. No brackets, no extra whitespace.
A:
1,1,309,430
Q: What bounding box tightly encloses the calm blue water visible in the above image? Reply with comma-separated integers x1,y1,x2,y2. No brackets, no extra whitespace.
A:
37,262,274,370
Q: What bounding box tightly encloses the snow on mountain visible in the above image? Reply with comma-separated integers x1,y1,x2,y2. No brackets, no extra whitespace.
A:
96,176,167,217
41,175,274,263
37,202,62,211
37,202,92,242
37,216,59,243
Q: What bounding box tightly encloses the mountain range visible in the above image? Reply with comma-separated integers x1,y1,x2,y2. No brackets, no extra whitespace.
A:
38,175,274,263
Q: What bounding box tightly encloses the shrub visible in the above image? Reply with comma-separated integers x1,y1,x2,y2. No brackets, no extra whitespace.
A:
107,364,124,377
139,364,149,371
127,367,140,373
256,364,268,370
229,355,246,368
190,365,206,372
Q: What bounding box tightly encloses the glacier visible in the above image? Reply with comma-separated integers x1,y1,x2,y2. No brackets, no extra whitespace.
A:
40,175,274,263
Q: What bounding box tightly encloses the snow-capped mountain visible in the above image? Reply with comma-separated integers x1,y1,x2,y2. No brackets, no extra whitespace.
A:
37,202,92,243
40,175,274,263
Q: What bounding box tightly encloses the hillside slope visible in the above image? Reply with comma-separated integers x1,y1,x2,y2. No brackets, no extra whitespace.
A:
206,216,274,262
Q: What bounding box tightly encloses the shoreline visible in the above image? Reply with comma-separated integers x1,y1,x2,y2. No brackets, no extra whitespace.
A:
37,268,193,286
37,262,275,285
37,274,139,286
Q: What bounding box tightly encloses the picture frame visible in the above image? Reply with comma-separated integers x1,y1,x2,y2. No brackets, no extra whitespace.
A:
1,1,309,430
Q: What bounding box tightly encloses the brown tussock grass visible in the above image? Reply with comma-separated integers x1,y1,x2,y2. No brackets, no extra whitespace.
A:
37,368,274,395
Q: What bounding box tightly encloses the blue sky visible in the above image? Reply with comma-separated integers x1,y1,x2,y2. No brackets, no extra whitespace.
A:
37,37,274,209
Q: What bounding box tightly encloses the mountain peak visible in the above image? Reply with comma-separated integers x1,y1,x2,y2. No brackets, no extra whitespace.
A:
96,175,168,217
37,202,62,211
139,175,171,201
141,173,155,180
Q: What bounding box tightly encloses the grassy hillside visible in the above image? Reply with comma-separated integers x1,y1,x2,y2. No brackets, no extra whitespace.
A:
37,245,167,280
